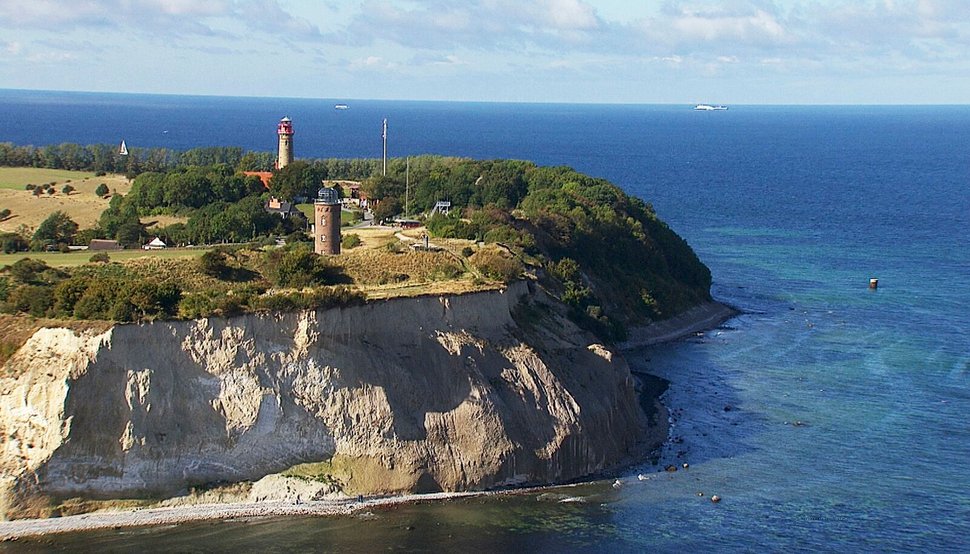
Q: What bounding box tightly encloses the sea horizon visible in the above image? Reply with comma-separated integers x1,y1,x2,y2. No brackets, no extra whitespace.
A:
3,87,969,108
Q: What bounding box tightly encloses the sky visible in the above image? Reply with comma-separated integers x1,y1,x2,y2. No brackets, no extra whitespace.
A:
1,0,968,104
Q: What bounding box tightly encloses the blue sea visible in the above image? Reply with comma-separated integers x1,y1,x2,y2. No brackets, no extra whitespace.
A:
1,90,969,552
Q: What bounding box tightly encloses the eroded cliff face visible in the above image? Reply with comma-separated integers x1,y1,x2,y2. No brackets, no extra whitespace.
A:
0,282,661,517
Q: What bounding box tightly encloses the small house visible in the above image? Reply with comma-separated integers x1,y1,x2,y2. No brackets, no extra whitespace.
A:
143,237,167,250
88,239,122,251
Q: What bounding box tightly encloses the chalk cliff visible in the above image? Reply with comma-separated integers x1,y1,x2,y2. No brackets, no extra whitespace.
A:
0,281,662,518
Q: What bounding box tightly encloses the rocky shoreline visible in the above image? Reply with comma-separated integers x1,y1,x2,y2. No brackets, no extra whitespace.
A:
621,301,739,351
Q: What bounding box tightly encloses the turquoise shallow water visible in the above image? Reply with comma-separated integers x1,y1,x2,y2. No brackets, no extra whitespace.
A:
1,95,968,551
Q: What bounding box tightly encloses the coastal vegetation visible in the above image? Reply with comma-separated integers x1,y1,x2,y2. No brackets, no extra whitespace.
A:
0,141,712,342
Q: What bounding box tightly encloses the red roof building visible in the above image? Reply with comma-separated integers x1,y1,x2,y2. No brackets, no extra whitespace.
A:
243,171,273,190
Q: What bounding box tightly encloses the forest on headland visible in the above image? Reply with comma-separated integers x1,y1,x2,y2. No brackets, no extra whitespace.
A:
0,141,711,343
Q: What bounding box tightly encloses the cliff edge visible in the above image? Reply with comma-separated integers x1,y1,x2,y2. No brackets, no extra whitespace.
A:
0,281,662,519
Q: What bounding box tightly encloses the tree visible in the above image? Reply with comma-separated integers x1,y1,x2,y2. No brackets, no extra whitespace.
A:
115,222,145,247
32,211,78,249
61,184,75,195
269,161,328,201
0,232,26,253
98,195,142,240
95,183,109,197
372,197,401,224
360,174,404,202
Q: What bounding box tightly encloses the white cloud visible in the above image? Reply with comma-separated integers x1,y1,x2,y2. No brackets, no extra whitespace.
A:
349,55,398,71
534,0,600,30
2,1,969,102
26,51,77,63
0,0,319,40
140,0,231,16
235,0,322,39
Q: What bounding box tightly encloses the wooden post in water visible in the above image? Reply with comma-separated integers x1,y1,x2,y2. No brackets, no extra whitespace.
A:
869,278,879,290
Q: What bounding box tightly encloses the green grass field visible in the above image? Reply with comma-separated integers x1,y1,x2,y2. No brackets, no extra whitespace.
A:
0,248,210,269
0,168,99,190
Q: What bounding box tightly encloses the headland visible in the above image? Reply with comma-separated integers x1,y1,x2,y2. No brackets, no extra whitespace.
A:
0,144,726,537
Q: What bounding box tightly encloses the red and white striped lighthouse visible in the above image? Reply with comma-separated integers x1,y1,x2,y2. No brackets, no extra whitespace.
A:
276,116,294,169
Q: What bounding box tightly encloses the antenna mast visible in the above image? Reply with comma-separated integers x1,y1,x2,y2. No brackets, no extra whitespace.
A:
382,118,388,176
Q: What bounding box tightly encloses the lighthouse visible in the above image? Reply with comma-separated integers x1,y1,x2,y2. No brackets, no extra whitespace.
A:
276,116,294,169
314,187,342,255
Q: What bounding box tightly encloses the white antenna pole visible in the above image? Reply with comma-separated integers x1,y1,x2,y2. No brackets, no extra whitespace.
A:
405,157,410,217
382,118,387,176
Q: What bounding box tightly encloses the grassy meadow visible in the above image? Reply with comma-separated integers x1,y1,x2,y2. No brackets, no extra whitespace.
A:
0,168,131,232
0,247,209,269
0,167,101,189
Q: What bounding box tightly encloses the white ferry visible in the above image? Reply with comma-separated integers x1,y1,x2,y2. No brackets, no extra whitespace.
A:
694,104,728,111
334,104,350,110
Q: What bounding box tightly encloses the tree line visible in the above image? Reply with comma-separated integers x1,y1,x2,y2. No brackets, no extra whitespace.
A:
0,142,382,180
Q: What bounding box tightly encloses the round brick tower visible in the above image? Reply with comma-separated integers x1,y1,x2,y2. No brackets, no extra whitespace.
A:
314,187,341,255
277,116,294,169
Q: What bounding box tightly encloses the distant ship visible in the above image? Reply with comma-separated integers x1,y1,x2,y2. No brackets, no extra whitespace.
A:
334,104,350,110
694,104,728,111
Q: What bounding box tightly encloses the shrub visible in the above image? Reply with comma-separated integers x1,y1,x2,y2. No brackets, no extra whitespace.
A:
61,184,75,194
430,262,462,281
73,278,120,320
8,258,62,285
265,247,331,288
0,209,11,220
550,258,581,282
285,230,311,244
199,250,230,278
53,276,92,317
341,234,362,249
25,184,35,191
461,246,474,258
177,292,216,319
118,281,182,321
469,249,523,283
251,286,365,313
6,285,54,317
95,183,109,197
89,252,110,263
384,240,406,254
